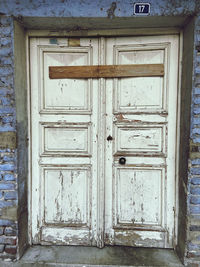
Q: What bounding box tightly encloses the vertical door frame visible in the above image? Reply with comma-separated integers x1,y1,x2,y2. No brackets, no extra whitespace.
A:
26,30,182,248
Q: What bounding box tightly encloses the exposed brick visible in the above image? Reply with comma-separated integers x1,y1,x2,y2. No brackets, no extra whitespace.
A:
4,227,16,236
0,236,16,245
4,245,17,255
186,263,200,267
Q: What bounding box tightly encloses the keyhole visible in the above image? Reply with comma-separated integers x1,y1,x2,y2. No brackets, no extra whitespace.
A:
107,135,113,141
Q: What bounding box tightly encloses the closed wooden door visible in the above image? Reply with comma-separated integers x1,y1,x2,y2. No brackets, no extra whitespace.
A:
30,35,179,248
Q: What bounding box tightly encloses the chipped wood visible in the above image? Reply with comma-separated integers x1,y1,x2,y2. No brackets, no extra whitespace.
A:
49,64,164,79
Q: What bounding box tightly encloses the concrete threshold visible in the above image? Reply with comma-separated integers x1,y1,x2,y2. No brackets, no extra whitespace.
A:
0,246,184,267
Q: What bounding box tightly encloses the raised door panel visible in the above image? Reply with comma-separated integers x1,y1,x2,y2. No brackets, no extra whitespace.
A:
42,48,91,113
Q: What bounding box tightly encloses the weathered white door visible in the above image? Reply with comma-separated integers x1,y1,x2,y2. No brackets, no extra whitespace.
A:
30,35,179,248
104,36,179,248
30,37,101,246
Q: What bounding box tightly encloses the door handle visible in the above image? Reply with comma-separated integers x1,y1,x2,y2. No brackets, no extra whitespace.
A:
119,157,126,165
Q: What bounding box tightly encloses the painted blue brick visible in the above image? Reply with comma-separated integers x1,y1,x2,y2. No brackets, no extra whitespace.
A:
4,191,17,200
0,107,15,114
0,47,12,57
190,196,200,204
192,128,200,134
3,155,14,162
4,173,15,181
190,205,200,214
191,168,200,175
188,243,200,250
194,97,200,104
190,186,200,195
191,178,200,185
0,191,3,199
0,97,12,106
2,116,14,124
1,58,12,65
0,17,12,25
194,88,200,94
0,89,14,96
193,117,200,125
0,163,15,172
192,159,200,165
0,77,13,87
193,137,200,143
0,220,15,227
196,67,200,74
0,38,11,46
0,183,15,190
4,227,16,236
0,67,13,76
0,200,17,208
194,108,200,115
0,27,11,36
0,125,15,132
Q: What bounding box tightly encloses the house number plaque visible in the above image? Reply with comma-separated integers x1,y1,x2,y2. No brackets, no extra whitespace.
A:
133,3,150,15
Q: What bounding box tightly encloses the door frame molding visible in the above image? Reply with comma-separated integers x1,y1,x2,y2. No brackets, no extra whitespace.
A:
26,29,182,248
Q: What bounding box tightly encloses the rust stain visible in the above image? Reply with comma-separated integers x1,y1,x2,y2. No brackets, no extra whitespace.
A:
117,114,125,121
68,38,80,47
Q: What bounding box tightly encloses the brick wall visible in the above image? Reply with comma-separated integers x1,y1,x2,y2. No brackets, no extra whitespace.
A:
0,15,18,260
0,0,200,263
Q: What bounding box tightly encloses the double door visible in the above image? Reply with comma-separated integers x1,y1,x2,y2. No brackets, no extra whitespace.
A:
30,35,179,248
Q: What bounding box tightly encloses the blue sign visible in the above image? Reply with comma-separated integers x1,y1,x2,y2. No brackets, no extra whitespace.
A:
134,3,150,15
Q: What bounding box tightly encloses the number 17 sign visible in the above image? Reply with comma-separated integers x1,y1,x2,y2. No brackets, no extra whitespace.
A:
134,3,150,15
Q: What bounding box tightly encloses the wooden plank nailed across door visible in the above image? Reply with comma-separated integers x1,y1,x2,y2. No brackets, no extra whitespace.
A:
49,64,164,79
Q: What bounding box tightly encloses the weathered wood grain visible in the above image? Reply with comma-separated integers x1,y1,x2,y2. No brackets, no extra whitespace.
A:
49,64,164,79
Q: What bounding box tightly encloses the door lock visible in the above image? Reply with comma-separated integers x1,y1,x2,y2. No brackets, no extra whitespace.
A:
119,157,126,165
107,135,113,141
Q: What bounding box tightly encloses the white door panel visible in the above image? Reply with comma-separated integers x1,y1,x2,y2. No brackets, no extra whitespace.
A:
30,35,179,248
